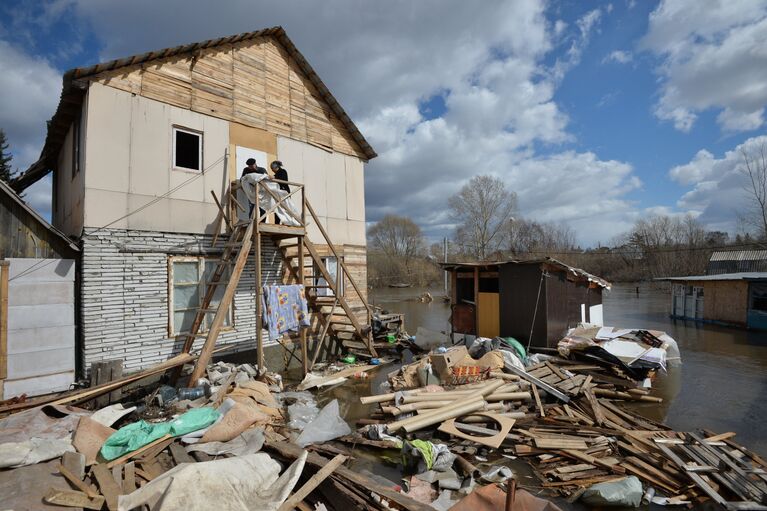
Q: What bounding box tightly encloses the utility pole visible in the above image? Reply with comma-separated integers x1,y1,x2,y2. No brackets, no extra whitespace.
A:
443,237,448,297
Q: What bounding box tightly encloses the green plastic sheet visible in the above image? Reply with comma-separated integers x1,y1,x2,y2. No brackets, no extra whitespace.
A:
100,407,220,460
502,337,527,362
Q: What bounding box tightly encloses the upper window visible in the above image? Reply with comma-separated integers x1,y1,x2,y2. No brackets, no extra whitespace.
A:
173,127,202,171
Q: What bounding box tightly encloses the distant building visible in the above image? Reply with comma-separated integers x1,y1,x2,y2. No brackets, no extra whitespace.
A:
659,272,767,330
707,250,767,275
441,259,610,348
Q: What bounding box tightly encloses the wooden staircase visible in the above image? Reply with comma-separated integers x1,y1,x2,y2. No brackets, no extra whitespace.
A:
178,178,376,384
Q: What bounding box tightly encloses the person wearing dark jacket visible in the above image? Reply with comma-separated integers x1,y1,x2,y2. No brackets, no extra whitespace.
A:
241,158,266,218
242,158,266,177
270,160,290,192
270,160,290,224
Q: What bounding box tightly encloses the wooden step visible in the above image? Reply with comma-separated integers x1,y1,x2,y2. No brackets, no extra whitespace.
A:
332,324,356,333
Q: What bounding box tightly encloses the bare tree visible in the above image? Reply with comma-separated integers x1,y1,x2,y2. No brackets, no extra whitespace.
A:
741,143,767,240
449,175,516,260
367,215,424,273
506,218,576,257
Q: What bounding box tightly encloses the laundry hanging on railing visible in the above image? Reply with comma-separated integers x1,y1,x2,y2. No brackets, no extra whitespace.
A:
261,284,311,339
240,173,300,226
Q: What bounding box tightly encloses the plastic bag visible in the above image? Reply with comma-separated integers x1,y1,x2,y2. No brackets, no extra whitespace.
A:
295,400,350,447
101,407,220,460
581,476,643,507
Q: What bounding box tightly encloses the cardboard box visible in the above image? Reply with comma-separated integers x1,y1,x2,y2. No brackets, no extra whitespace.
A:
430,345,468,379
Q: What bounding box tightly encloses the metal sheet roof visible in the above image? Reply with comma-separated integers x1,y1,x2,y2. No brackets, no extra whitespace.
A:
657,272,767,282
709,250,767,262
440,258,611,289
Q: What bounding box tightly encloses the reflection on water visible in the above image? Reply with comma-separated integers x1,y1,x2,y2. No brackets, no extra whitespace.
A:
368,282,767,456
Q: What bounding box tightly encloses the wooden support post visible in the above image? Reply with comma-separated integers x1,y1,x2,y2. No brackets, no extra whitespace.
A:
0,260,8,382
255,186,264,370
300,328,308,376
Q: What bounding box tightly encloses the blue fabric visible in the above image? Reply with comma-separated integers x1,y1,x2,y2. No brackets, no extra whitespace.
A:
261,284,310,339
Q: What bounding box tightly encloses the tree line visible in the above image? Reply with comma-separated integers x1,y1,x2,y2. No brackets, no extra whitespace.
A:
367,144,767,287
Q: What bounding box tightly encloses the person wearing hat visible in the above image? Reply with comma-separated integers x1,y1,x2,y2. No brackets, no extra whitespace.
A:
270,160,290,192
242,158,266,177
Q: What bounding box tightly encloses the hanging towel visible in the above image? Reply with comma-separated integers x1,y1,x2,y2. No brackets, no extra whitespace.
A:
261,284,310,339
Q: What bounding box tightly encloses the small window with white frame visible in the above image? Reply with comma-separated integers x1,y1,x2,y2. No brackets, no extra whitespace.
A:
172,126,202,171
169,256,232,336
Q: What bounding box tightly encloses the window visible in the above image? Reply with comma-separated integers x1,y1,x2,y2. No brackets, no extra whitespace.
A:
170,257,232,336
72,110,82,178
750,283,767,312
315,256,343,297
173,127,202,171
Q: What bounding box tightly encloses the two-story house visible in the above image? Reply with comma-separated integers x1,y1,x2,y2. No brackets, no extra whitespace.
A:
11,27,376,374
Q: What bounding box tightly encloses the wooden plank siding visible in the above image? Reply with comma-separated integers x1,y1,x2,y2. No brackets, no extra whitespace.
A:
91,36,366,160
0,191,77,259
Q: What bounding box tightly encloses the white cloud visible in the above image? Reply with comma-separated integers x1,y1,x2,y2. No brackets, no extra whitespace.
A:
642,0,767,133
603,50,632,64
0,40,60,217
2,0,647,245
671,136,767,233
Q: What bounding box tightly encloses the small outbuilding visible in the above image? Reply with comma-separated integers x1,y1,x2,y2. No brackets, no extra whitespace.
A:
441,259,610,348
659,272,767,330
0,180,80,399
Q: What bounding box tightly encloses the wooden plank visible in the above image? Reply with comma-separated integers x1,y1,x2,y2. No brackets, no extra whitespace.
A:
44,488,105,510
189,218,255,383
278,454,348,511
531,384,545,418
123,462,136,493
58,463,99,499
583,388,605,426
92,463,123,511
535,437,588,450
655,442,728,506
705,431,737,443
264,441,434,511
169,442,195,465
106,434,173,468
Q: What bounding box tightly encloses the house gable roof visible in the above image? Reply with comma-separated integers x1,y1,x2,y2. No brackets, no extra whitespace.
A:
11,26,376,192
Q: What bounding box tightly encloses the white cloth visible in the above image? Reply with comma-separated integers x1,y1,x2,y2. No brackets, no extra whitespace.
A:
240,174,300,226
118,451,307,511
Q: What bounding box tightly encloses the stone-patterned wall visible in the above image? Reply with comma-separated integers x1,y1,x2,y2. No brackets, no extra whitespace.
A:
80,228,282,371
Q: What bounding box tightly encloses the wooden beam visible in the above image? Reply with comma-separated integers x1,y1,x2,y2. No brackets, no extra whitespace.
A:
255,191,264,370
0,261,7,380
277,454,348,511
189,218,255,384
473,267,479,335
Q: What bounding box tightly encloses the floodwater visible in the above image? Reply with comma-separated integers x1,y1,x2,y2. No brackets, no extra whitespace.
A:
366,282,767,456
311,282,767,507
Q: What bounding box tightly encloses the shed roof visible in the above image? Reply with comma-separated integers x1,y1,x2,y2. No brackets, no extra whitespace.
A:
440,258,611,289
709,250,767,262
10,26,376,192
657,272,767,282
0,179,79,253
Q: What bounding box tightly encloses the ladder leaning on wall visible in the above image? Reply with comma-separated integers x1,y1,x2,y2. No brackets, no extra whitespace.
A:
176,177,377,385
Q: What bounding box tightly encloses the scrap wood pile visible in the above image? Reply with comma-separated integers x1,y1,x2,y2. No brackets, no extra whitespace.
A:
352,333,767,510
0,357,436,511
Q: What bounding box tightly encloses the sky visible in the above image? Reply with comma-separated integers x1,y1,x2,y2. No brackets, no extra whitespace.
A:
1,0,767,247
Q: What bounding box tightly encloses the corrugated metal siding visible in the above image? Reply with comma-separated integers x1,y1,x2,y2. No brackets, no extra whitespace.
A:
708,250,767,275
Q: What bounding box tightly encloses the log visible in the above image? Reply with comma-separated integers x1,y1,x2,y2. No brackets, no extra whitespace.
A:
278,454,347,511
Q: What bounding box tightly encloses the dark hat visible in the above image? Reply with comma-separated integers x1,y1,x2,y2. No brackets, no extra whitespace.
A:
246,158,256,166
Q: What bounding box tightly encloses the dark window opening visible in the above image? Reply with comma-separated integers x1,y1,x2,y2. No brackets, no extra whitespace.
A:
750,283,767,312
479,277,499,293
174,128,201,171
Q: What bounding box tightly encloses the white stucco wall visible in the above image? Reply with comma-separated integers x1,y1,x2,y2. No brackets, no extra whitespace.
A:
54,121,86,237
83,83,229,234
276,137,366,246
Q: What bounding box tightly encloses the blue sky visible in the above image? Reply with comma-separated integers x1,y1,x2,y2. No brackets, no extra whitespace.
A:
1,0,767,246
